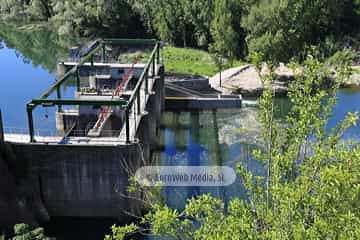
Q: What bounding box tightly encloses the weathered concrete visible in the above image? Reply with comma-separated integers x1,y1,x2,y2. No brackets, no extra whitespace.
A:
209,65,289,97
165,73,211,91
9,143,144,218
210,64,360,97
0,143,49,230
165,96,242,110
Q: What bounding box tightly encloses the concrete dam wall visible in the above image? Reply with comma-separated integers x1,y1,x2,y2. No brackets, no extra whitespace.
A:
10,143,144,218
0,143,46,229
0,65,164,227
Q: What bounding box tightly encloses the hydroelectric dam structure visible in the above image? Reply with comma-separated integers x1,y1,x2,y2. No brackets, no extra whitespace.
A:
0,38,245,228
0,39,165,226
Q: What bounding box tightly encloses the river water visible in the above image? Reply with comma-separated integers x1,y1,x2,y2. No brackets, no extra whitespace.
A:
1,29,359,239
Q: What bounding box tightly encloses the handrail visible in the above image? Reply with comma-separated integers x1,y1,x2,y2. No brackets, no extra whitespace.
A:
123,42,161,142
39,41,104,99
126,43,159,108
103,38,158,45
25,38,161,143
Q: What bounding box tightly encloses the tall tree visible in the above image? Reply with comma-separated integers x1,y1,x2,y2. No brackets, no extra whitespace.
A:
209,0,238,60
242,0,360,63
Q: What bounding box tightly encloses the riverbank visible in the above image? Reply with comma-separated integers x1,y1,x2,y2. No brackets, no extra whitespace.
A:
209,64,360,97
161,47,360,97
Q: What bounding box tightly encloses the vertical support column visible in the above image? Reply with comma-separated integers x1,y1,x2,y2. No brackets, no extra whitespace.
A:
212,109,222,165
102,44,106,63
0,109,4,143
156,43,160,64
76,68,81,92
137,90,141,114
159,65,165,111
125,108,130,143
152,56,155,77
145,71,149,94
27,104,35,143
90,54,94,76
56,86,63,112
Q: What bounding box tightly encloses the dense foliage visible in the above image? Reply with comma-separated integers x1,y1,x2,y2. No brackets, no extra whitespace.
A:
242,0,360,63
11,224,48,240
105,55,360,239
0,0,359,63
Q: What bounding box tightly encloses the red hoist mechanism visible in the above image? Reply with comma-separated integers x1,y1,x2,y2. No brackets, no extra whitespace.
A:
93,55,142,130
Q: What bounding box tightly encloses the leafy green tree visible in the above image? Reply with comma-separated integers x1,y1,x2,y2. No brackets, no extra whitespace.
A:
148,0,191,47
1,0,359,58
0,0,27,20
209,0,245,81
242,0,360,63
50,0,134,37
130,0,215,48
128,0,155,34
183,0,214,47
209,0,242,61
26,0,53,20
12,224,48,240
105,55,360,239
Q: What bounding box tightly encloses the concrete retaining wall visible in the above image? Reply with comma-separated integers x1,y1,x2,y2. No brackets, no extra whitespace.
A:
0,143,47,230
10,143,144,218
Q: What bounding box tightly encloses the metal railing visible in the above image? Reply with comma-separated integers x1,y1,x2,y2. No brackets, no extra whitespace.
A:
123,42,161,143
4,127,60,136
4,127,60,143
70,129,122,137
24,38,162,143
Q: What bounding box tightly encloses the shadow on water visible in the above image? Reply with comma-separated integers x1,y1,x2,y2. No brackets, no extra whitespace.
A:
42,217,117,240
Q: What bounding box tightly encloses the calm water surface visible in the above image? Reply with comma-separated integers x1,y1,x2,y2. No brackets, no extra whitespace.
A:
1,33,360,239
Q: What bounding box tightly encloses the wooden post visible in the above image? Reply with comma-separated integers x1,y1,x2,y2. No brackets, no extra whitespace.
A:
0,109,4,143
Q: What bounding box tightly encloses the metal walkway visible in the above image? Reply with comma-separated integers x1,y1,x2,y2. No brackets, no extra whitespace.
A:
10,39,163,145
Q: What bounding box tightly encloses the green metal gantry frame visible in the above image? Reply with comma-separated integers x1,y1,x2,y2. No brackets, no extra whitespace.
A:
26,38,161,143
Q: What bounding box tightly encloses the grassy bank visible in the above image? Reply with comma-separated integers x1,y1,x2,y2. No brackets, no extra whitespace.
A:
119,46,244,76
162,47,244,77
